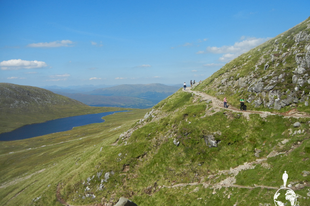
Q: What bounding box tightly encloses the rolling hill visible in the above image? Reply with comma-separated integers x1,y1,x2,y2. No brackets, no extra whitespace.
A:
0,83,122,134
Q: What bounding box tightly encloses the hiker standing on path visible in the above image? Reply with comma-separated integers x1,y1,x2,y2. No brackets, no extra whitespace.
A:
183,82,186,90
240,97,245,110
223,97,227,108
190,80,192,87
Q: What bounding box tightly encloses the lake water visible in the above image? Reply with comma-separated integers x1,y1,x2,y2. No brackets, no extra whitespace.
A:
0,111,126,141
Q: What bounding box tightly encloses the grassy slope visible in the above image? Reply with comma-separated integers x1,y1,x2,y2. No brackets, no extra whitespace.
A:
40,90,309,206
0,108,149,206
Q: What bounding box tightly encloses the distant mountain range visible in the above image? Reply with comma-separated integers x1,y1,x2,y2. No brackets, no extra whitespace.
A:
47,83,180,108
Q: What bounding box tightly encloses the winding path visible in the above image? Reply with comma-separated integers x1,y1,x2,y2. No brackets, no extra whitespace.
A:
184,87,310,120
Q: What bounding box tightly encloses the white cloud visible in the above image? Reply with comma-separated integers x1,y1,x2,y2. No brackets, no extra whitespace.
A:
183,43,192,47
219,53,235,62
198,38,208,42
115,77,126,80
27,40,73,47
154,76,160,78
191,70,197,72
0,59,47,70
7,77,18,79
46,79,67,82
89,77,102,80
138,64,151,68
91,41,103,47
50,73,70,78
200,37,271,62
47,73,70,81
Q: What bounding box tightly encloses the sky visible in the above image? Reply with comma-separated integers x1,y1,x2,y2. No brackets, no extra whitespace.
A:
0,0,309,87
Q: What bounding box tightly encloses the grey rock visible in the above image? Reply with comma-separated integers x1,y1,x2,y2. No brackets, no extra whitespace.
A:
97,171,102,179
247,96,254,103
297,78,304,86
264,64,269,70
173,138,180,146
264,84,276,91
305,101,309,106
104,172,110,182
114,197,138,206
294,65,306,74
294,31,309,43
292,75,298,84
203,135,218,148
302,171,310,176
221,78,227,85
293,122,301,127
305,44,310,68
274,99,282,110
254,98,262,107
295,86,299,92
251,82,264,93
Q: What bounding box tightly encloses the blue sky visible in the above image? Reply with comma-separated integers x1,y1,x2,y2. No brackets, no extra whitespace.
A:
0,0,309,87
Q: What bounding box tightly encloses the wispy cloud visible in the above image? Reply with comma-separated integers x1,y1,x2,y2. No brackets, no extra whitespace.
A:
91,41,103,47
197,36,270,62
27,40,74,48
191,70,197,72
0,59,47,70
7,77,19,79
50,73,70,78
115,77,126,80
139,64,151,68
203,63,225,67
89,77,102,80
133,64,151,68
47,73,70,81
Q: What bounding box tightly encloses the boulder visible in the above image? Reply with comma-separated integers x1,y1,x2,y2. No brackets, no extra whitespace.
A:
294,65,306,74
297,78,304,86
264,64,269,70
203,135,218,148
292,75,298,84
173,138,180,146
293,122,301,127
114,197,138,206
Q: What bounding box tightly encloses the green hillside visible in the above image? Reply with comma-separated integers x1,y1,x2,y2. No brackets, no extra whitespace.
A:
1,18,310,206
0,83,123,134
194,17,310,113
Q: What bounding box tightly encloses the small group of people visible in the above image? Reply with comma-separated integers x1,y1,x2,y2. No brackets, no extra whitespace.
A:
183,80,197,90
190,80,196,87
223,97,246,111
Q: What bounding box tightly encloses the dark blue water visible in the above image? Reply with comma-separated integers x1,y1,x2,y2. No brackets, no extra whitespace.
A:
0,111,126,141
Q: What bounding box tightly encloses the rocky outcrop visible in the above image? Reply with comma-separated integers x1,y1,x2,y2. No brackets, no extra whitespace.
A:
197,18,310,111
114,197,138,206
